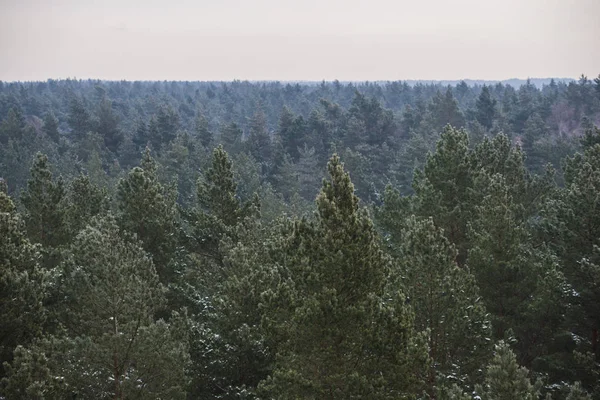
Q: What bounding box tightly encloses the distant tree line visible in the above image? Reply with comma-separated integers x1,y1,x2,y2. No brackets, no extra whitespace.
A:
1,77,600,399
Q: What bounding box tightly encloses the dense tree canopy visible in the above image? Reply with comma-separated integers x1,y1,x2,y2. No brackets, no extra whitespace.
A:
1,77,600,399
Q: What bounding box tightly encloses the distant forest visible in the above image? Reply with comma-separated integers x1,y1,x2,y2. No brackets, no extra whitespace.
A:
1,76,600,399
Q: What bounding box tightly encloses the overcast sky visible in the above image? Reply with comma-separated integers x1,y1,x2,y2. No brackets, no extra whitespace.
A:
1,0,598,81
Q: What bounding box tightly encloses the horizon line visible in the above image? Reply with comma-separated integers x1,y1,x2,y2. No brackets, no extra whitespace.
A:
0,76,582,84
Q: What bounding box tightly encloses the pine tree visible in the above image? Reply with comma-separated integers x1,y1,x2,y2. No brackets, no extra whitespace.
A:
0,107,25,145
348,91,396,146
147,115,161,150
194,112,213,148
219,121,243,155
295,144,321,201
277,106,296,151
189,146,259,267
0,123,39,192
436,384,473,400
117,134,141,170
277,106,307,160
275,153,301,200
133,118,149,149
544,143,600,365
116,148,178,283
159,131,198,203
156,105,180,145
580,125,600,150
246,105,272,164
14,216,190,399
0,345,58,400
260,155,428,399
186,217,274,399
344,114,367,149
393,216,491,392
412,125,472,262
85,150,109,188
475,85,497,130
198,145,247,226
521,112,547,171
470,133,551,218
42,111,60,144
64,174,109,237
475,342,542,400
67,96,91,138
0,188,47,381
566,381,593,400
306,109,333,159
468,174,566,366
232,152,263,202
182,148,263,399
20,153,67,249
424,89,465,133
95,97,123,153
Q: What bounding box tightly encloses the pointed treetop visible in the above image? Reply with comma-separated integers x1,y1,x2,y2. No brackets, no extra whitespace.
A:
316,154,359,223
476,341,541,400
198,145,240,225
0,180,15,213
140,146,157,175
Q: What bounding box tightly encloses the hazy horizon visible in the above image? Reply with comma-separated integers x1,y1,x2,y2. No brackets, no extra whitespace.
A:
1,0,599,82
0,78,578,86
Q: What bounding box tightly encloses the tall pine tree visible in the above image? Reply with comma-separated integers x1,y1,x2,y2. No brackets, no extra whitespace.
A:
260,155,428,399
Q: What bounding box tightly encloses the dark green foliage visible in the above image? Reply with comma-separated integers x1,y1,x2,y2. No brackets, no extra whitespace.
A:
64,174,109,237
159,130,203,204
580,125,600,150
133,118,149,148
182,147,263,399
0,107,25,144
475,342,542,400
194,111,213,148
275,144,321,201
542,143,600,381
219,121,243,154
199,146,247,226
1,78,599,399
1,345,58,400
187,145,259,267
67,96,91,137
475,85,497,130
187,221,274,399
277,106,307,160
412,125,472,262
0,189,47,380
246,105,272,164
467,173,566,366
522,112,547,171
0,127,43,193
146,105,180,151
11,216,190,400
424,89,465,133
20,153,67,249
260,155,428,399
116,148,178,282
567,382,593,400
156,105,180,145
348,91,396,146
95,97,123,153
42,112,60,143
389,216,491,391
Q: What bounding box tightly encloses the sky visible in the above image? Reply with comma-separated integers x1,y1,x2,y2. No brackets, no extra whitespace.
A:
0,0,599,82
